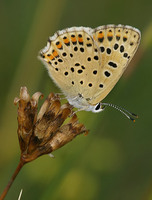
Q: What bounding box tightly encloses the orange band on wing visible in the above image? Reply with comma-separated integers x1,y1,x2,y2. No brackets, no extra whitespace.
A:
71,36,77,42
78,37,83,43
107,32,113,37
98,32,104,38
63,38,70,44
46,54,55,60
56,42,63,49
52,50,58,57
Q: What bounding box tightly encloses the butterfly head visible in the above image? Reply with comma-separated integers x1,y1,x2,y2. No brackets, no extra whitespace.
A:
91,102,105,113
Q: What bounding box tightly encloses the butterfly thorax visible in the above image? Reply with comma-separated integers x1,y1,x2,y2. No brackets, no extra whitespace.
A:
67,95,93,111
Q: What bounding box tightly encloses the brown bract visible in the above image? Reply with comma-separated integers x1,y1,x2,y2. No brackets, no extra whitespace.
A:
14,87,88,164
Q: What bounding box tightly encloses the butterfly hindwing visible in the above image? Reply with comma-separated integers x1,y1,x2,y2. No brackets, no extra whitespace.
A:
89,25,141,104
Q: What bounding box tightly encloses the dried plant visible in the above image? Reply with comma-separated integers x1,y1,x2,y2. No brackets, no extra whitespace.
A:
0,87,88,200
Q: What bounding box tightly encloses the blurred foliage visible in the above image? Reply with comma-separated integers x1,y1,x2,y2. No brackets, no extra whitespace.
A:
0,0,152,199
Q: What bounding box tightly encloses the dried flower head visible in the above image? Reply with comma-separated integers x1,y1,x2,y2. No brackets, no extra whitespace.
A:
0,87,88,200
14,87,88,164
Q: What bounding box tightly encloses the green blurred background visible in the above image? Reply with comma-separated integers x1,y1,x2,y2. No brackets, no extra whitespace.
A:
0,0,152,199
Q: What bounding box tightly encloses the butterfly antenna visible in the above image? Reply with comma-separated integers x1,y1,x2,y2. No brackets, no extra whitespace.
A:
101,103,138,122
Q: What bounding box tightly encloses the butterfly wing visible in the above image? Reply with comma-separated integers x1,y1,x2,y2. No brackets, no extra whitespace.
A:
39,27,102,103
88,24,141,105
39,25,141,109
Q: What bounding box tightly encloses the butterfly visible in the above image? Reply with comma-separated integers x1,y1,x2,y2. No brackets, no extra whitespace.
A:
39,24,141,120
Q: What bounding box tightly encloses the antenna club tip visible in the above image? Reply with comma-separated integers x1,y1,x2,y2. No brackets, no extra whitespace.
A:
130,117,136,122
132,113,139,118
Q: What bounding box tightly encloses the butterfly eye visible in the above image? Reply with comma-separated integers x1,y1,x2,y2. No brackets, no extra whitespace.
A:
92,102,106,113
92,103,105,113
95,103,101,111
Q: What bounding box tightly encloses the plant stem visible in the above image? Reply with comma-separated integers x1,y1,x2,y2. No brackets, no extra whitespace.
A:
0,159,25,200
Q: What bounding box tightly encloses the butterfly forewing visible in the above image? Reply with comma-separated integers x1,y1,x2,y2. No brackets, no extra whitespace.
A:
40,27,102,101
89,25,141,104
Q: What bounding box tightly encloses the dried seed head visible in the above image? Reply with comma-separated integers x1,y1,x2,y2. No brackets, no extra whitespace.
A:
14,87,88,163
